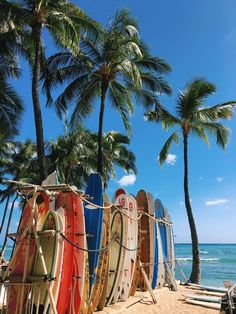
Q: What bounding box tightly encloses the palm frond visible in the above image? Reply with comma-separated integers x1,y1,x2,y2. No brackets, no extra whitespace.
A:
70,77,100,128
110,9,139,35
195,122,231,149
145,105,181,130
190,125,210,146
52,74,93,118
196,101,236,121
135,56,172,74
0,79,24,137
159,131,179,165
177,79,216,119
108,81,133,134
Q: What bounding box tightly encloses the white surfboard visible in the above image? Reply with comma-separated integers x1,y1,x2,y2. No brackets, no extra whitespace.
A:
112,190,130,304
188,283,227,293
54,207,65,304
185,298,221,310
119,194,138,301
184,294,221,303
106,210,126,306
147,193,155,286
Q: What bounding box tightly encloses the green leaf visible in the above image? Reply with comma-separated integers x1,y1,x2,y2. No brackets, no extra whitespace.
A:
159,131,179,165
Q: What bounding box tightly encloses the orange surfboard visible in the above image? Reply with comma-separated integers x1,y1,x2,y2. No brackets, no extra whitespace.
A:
6,193,50,313
68,194,87,314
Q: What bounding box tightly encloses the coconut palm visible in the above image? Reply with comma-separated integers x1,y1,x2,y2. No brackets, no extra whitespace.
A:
47,127,136,189
42,9,171,177
0,0,100,181
145,79,236,283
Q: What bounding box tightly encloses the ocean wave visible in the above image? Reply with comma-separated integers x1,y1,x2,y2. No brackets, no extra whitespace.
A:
200,251,208,254
177,257,219,262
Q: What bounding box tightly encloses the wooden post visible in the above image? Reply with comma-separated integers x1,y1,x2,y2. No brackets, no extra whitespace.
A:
139,261,157,304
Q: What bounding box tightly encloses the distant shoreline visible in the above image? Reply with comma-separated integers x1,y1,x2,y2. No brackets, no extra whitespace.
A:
175,243,236,245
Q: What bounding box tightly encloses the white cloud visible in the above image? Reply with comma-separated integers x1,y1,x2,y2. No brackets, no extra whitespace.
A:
165,154,177,165
206,199,229,206
216,177,224,182
117,174,136,187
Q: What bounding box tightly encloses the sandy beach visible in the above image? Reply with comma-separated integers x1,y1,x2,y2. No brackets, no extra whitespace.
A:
97,284,220,314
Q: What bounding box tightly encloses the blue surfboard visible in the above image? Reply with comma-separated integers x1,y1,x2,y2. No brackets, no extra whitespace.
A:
84,173,104,294
154,199,168,261
151,216,159,289
147,192,158,290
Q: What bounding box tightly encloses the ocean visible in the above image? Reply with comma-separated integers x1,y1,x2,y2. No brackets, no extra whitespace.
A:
2,243,236,287
175,243,236,286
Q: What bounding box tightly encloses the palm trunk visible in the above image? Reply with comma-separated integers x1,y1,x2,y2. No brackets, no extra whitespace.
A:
97,82,108,175
183,133,200,283
0,193,11,234
32,25,47,182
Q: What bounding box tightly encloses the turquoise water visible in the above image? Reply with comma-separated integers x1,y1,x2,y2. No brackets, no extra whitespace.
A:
175,243,236,286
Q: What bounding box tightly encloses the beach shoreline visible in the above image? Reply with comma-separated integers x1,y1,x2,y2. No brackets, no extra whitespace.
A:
97,283,219,314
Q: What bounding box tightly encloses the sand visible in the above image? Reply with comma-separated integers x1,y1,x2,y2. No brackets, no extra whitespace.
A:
97,284,220,314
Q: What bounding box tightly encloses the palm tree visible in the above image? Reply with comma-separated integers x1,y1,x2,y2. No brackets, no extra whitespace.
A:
99,131,137,188
145,79,236,283
0,140,38,257
0,55,23,137
0,0,100,181
42,9,171,176
47,127,136,189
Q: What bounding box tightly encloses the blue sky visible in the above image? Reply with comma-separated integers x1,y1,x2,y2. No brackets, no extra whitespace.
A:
4,0,236,243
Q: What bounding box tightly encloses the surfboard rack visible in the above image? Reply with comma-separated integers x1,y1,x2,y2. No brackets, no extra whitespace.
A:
7,230,57,238
28,275,57,282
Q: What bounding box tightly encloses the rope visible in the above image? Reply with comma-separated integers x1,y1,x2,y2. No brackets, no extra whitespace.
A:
139,211,172,225
6,179,173,226
67,185,113,210
115,238,142,252
59,231,142,253
117,207,142,221
59,232,116,252
175,258,189,283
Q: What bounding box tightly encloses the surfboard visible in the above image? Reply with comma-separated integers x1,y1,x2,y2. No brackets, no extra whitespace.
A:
119,194,138,302
127,195,138,293
56,192,75,314
164,207,175,273
6,192,50,314
147,193,156,289
84,173,104,296
187,283,227,293
97,195,111,311
154,199,168,261
112,189,129,303
184,294,221,303
31,210,60,313
136,190,151,291
155,198,174,288
88,217,107,313
90,194,111,311
106,210,125,306
185,298,221,310
155,210,165,289
53,207,65,305
68,194,86,314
